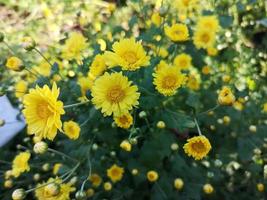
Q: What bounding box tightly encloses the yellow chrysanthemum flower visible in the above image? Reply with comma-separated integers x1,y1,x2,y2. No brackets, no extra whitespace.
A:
173,53,192,70
61,32,87,61
91,72,140,116
175,0,199,11
183,135,211,160
35,178,75,200
193,28,215,49
153,65,187,96
187,74,201,90
6,56,23,71
15,80,28,98
63,120,81,140
218,86,236,106
202,66,211,75
103,38,150,71
107,164,124,183
165,23,189,42
89,173,102,187
151,12,162,27
11,152,31,178
207,47,218,56
88,54,107,79
196,15,220,32
155,60,168,72
120,140,132,151
147,170,159,182
203,183,214,194
22,83,65,140
114,112,133,129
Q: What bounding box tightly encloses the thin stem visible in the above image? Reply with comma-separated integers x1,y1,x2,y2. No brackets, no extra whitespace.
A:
194,117,202,136
33,47,53,67
48,148,78,162
62,162,80,183
197,104,220,116
0,160,11,165
3,41,15,54
64,100,90,109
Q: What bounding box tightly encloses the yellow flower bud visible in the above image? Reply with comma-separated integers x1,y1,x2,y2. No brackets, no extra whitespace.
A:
33,173,40,181
33,141,48,154
75,191,86,200
147,170,159,182
223,116,231,125
6,57,24,71
218,86,235,106
4,179,13,188
174,178,184,190
120,140,132,152
157,121,165,129
42,163,50,172
104,182,112,191
86,188,94,197
12,189,26,200
203,183,214,194
44,183,60,197
131,169,138,175
171,143,179,151
257,183,264,192
139,111,147,118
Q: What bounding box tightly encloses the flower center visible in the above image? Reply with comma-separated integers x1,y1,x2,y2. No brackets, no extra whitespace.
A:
106,86,125,103
182,0,190,6
180,59,187,67
111,169,120,177
119,115,129,124
162,75,177,89
123,51,137,64
191,141,206,153
201,33,210,43
37,102,52,119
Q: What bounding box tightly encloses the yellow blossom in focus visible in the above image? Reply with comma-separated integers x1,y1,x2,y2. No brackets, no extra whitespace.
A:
218,86,236,106
12,152,31,178
63,120,81,140
61,32,87,61
91,72,140,116
22,83,65,140
153,64,187,96
165,23,189,42
89,173,102,188
147,170,159,182
6,57,23,71
183,135,211,160
114,113,133,129
107,164,124,183
15,80,28,98
173,53,192,70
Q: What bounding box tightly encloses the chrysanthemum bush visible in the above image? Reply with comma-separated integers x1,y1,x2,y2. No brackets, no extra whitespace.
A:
0,0,267,199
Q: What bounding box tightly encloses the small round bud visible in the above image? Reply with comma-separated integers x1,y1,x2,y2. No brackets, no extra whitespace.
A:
257,183,264,192
174,178,184,190
139,111,147,118
223,116,231,125
170,143,179,151
44,183,60,197
203,184,214,194
12,188,26,200
23,137,30,143
69,176,78,185
210,125,216,131
159,7,168,17
4,179,13,188
120,140,132,152
249,125,257,133
110,151,116,157
253,148,261,155
217,119,223,124
0,32,4,42
5,57,24,72
86,188,94,197
92,143,98,151
214,159,223,167
157,121,165,129
67,70,76,78
131,169,138,175
75,191,87,200
0,119,5,127
129,137,138,145
21,36,36,51
34,141,48,154
42,163,50,172
5,170,13,179
111,122,116,128
103,182,112,191
33,173,40,181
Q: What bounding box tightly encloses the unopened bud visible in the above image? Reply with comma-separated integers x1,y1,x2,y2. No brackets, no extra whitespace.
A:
34,141,48,154
12,188,26,200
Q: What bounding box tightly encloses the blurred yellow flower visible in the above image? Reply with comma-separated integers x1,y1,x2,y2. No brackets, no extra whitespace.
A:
147,170,159,182
15,80,28,98
207,47,218,56
103,182,112,191
218,86,236,106
35,178,75,200
114,112,133,129
89,173,102,187
22,83,65,140
263,103,267,113
63,120,81,140
196,16,220,32
107,164,124,183
151,12,162,26
203,183,214,194
187,74,200,90
183,135,211,160
165,23,189,42
88,54,107,79
34,61,51,77
173,53,192,70
53,163,62,175
103,38,150,71
12,152,31,178
153,65,187,96
193,29,215,49
6,56,23,71
91,72,140,116
120,140,132,152
202,66,211,75
174,178,184,190
62,32,87,61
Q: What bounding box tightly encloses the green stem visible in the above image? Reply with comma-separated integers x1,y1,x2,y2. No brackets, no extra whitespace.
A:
193,117,202,136
33,47,53,67
197,104,220,116
48,148,78,162
63,100,90,109
3,41,15,55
